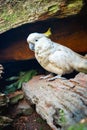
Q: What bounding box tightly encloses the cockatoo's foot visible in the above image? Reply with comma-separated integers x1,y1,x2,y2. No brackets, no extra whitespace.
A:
47,75,66,81
40,74,66,81
40,73,53,80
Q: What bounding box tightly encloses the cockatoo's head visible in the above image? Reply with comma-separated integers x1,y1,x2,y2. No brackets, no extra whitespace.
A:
27,28,52,51
27,33,45,51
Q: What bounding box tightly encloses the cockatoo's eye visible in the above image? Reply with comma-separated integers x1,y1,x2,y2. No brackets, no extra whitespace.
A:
35,39,38,42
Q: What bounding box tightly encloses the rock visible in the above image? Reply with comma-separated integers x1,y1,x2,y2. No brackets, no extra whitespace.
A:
68,118,87,130
16,99,34,116
22,73,87,130
0,116,13,128
8,91,24,104
0,0,86,33
0,93,9,107
80,118,87,124
0,64,3,78
0,93,9,113
9,99,34,118
70,72,87,87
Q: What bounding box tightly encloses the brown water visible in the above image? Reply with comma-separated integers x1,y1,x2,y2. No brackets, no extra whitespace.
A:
0,15,87,61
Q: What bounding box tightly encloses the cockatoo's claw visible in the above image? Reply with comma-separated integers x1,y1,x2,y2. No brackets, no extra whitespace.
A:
47,75,66,81
40,74,66,81
40,73,53,80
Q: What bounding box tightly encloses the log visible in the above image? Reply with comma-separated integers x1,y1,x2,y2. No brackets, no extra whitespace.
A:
22,72,87,130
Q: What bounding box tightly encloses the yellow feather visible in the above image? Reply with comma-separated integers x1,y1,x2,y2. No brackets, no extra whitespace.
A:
44,28,52,37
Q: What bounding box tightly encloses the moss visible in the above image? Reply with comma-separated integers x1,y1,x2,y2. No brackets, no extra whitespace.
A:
67,0,83,10
68,123,87,130
36,117,45,124
0,0,84,33
48,4,60,15
10,94,24,104
0,1,30,33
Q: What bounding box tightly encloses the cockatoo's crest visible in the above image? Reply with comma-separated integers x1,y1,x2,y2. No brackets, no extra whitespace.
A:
27,28,51,44
43,28,52,37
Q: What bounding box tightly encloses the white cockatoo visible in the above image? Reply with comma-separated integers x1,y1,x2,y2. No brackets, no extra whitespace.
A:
27,29,87,79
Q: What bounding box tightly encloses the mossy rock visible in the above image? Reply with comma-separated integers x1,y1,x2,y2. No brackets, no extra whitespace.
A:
0,0,86,33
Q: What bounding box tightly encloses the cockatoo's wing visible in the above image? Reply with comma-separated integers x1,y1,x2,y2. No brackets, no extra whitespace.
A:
48,45,74,75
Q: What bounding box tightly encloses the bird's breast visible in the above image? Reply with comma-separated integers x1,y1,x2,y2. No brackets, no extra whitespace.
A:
35,49,50,68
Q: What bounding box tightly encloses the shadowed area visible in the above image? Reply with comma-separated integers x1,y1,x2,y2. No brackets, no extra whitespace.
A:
0,15,87,61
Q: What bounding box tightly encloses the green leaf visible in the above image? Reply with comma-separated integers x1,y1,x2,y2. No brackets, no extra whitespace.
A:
5,70,37,94
68,123,87,130
5,85,16,94
19,71,26,76
58,109,66,125
17,80,23,89
10,94,24,104
6,76,19,81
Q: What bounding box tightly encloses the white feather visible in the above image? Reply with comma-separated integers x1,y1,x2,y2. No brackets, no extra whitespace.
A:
27,33,87,75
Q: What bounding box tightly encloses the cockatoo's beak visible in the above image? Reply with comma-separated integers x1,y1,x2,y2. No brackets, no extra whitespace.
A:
29,43,35,51
43,28,52,37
